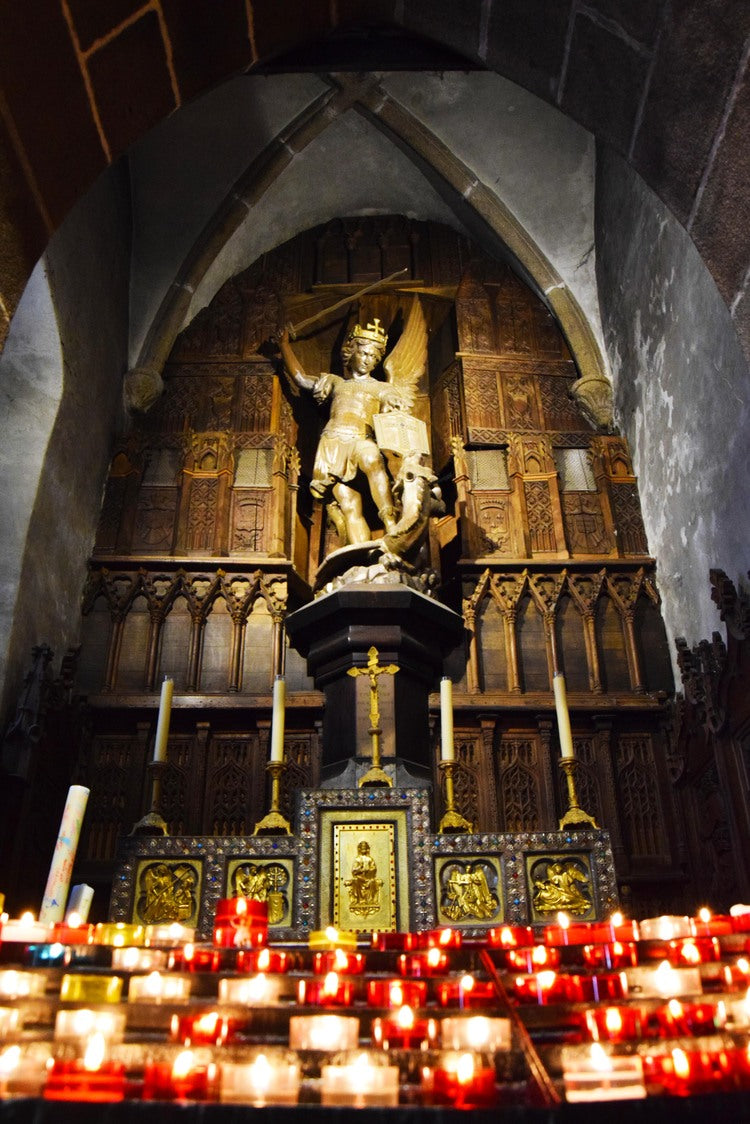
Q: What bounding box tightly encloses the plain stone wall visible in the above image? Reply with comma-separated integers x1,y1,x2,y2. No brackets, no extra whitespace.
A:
595,145,750,660
0,165,130,715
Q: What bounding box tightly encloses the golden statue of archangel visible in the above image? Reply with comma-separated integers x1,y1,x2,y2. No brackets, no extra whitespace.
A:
279,299,441,564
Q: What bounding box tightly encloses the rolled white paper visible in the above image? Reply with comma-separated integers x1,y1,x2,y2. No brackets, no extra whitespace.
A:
440,677,455,762
65,884,94,923
270,676,286,763
553,673,576,760
39,785,90,924
153,677,174,762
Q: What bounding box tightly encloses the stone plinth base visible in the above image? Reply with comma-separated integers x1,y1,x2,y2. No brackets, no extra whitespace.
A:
285,585,464,770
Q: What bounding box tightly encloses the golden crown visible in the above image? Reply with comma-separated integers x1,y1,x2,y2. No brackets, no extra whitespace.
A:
351,318,388,351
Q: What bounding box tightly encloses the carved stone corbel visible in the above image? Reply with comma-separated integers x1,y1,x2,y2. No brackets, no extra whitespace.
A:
570,372,614,432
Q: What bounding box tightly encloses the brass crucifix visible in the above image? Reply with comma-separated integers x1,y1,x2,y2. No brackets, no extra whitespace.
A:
347,646,398,788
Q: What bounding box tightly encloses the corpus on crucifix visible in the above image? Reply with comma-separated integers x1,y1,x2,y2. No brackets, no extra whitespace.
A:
347,646,399,788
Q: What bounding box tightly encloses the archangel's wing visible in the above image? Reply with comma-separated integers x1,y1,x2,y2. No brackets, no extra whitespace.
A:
382,297,427,414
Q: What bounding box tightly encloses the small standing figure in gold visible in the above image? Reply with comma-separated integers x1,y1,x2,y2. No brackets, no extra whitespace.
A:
345,840,383,918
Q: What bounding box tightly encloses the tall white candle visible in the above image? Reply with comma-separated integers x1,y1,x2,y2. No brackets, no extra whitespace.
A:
65,884,94,923
440,677,455,762
270,676,286,763
39,785,90,924
553,672,575,760
153,677,174,763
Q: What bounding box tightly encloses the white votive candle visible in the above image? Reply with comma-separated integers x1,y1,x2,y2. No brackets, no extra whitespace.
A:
54,1008,126,1042
128,972,191,1003
321,1053,399,1107
0,971,45,1000
288,1014,359,1052
219,974,281,1006
441,1016,511,1052
220,1051,300,1106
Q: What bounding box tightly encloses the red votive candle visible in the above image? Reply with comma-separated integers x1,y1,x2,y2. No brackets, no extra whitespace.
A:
582,1005,642,1042
567,972,627,1002
436,975,497,1009
170,1010,239,1046
505,945,561,972
51,922,95,946
512,971,570,1004
582,942,638,970
641,1040,735,1096
487,925,535,949
639,937,719,965
44,1059,125,1102
647,998,727,1038
181,944,225,973
543,920,597,947
312,950,366,975
372,1007,438,1049
430,1053,497,1109
366,978,428,1009
692,911,733,938
371,932,420,951
398,949,449,977
417,928,462,950
235,947,291,974
298,973,354,1007
143,1051,218,1102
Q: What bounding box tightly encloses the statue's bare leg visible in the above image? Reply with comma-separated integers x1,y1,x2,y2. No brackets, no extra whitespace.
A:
358,444,397,532
332,482,370,544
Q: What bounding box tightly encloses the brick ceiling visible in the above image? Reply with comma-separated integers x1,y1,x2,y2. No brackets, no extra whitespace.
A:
0,0,748,354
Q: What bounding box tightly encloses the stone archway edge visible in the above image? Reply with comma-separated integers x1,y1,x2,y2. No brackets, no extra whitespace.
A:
128,73,611,425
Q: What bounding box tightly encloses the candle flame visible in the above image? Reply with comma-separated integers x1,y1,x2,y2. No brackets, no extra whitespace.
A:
455,1053,475,1084
671,1047,691,1079
249,1053,272,1092
610,911,624,927
667,998,684,1019
236,899,247,916
698,907,711,923
737,958,750,975
427,947,443,968
396,1005,415,1029
438,928,453,946
556,912,570,929
460,974,475,993
257,948,270,971
333,948,349,971
590,1042,613,1071
0,1046,20,1078
172,1049,195,1079
83,1033,106,1072
323,971,339,996
466,1017,490,1050
67,912,82,929
19,912,35,925
325,926,338,942
531,946,549,966
537,970,557,989
655,960,678,994
389,983,404,1006
604,1007,624,1035
680,940,701,964
70,1009,97,1036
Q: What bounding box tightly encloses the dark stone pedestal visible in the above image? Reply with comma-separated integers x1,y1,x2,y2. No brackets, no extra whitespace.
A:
285,586,464,771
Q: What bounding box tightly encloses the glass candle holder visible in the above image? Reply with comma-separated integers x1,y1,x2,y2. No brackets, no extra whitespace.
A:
366,978,428,1009
112,946,168,973
94,923,145,948
639,1036,736,1096
171,1010,238,1047
398,949,449,977
638,916,692,942
288,1014,359,1052
504,945,561,972
297,973,354,1007
626,962,702,999
0,1042,51,1097
309,927,357,952
647,997,727,1038
321,1051,399,1107
313,949,366,975
235,947,291,974
582,942,638,970
371,1007,438,1049
220,1050,300,1106
428,1050,497,1109
0,970,46,1000
417,928,462,950
582,1005,642,1042
143,1047,218,1102
562,1043,646,1102
54,1009,126,1044
487,925,535,949
0,1008,20,1040
44,1034,125,1103
60,974,123,1004
144,923,196,946
371,932,420,951
128,972,191,1004
436,976,497,1009
441,1016,511,1052
219,973,281,1006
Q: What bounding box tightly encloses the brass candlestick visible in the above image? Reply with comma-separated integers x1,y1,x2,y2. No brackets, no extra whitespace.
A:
348,646,396,788
130,760,168,836
558,758,599,830
438,760,473,834
253,760,292,835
